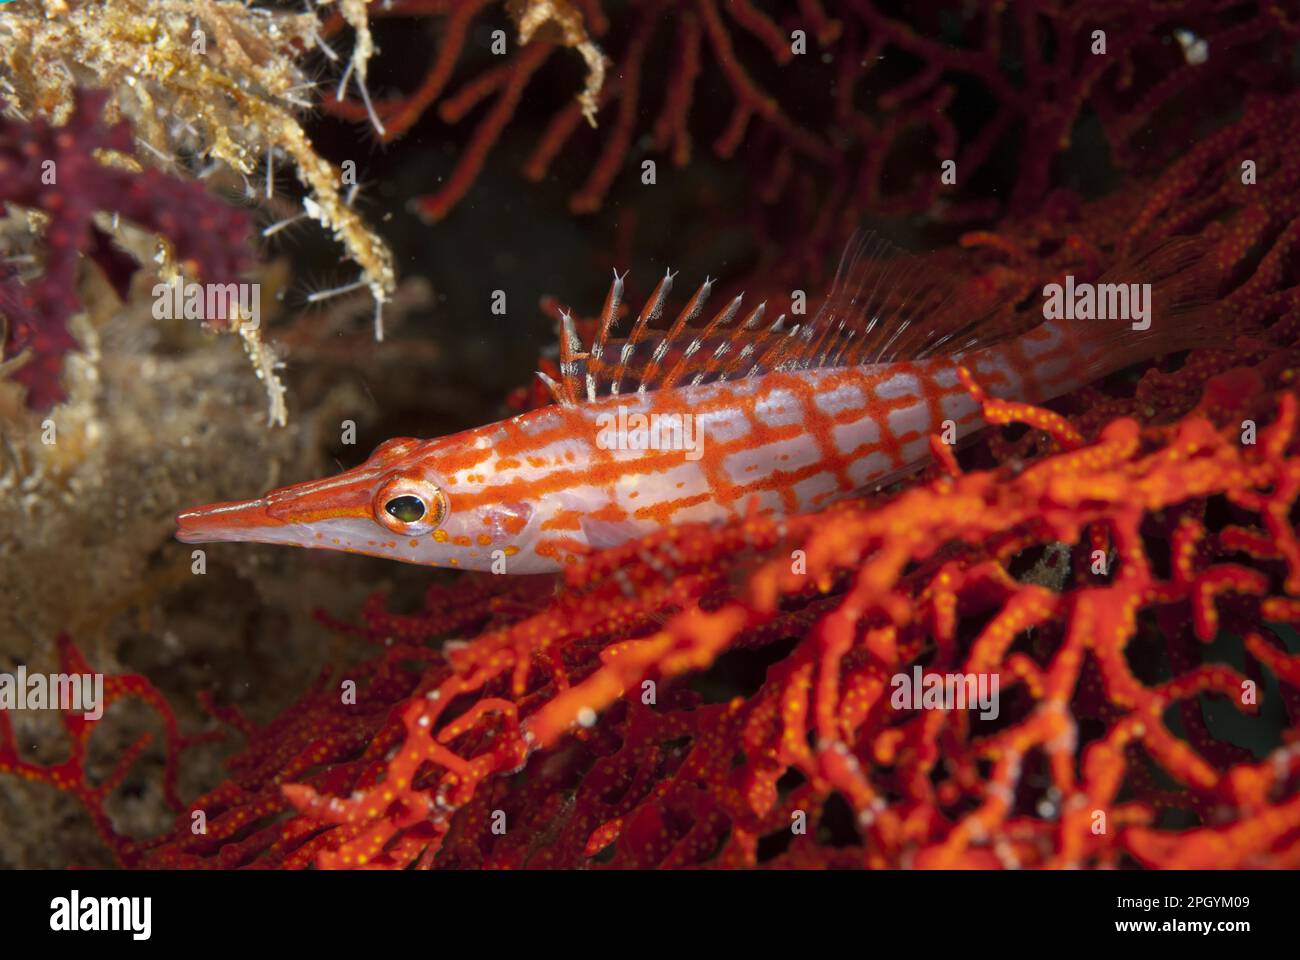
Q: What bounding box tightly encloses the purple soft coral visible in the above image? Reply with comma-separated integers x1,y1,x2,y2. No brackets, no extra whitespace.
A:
0,90,253,410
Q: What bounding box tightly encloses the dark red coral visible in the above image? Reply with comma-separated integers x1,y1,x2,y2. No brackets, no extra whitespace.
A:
0,90,253,410
324,0,1300,287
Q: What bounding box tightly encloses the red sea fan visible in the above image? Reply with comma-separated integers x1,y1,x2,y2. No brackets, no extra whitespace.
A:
0,636,221,863
0,90,252,410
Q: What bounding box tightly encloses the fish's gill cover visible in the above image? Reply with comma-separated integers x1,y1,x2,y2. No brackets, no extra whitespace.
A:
1,0,1300,870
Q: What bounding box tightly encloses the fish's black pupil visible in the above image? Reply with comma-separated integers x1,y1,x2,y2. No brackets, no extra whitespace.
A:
385,495,426,523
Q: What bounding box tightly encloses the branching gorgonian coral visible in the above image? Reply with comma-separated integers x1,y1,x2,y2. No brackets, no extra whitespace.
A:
0,0,395,337
0,90,256,412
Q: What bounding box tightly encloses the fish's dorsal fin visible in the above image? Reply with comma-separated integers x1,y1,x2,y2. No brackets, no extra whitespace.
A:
638,275,715,393
541,231,1012,405
806,231,1015,367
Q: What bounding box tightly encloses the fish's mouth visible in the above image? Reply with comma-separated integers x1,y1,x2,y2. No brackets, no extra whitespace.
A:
175,498,281,544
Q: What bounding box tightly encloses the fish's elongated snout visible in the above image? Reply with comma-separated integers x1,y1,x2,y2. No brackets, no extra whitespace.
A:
175,466,386,548
175,498,280,544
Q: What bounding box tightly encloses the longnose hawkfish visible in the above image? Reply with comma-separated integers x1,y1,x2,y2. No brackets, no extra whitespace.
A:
177,234,1212,573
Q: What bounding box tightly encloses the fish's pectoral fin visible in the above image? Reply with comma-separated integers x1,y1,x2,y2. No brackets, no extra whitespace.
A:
579,515,647,551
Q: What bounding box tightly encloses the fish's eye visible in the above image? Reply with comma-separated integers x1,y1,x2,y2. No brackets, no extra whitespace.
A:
384,495,426,523
374,476,447,534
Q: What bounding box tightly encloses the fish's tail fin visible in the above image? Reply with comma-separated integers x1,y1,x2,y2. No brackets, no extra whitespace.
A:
1043,235,1224,389
1116,234,1222,345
